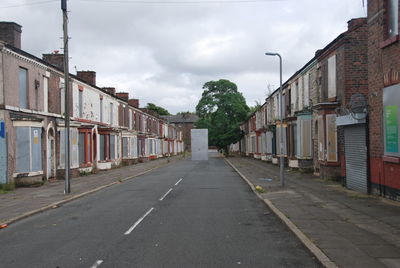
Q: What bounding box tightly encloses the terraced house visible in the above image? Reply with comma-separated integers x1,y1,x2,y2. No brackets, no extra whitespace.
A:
0,22,184,186
232,17,372,194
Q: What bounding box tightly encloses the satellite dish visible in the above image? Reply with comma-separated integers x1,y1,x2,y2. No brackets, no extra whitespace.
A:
349,93,368,120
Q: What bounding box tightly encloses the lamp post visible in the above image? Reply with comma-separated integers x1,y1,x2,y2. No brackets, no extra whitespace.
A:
265,52,285,187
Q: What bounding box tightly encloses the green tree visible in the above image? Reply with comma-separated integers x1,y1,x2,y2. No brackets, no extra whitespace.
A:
195,79,249,153
145,103,170,116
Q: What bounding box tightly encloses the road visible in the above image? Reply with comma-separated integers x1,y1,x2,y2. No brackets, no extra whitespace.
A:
0,153,320,267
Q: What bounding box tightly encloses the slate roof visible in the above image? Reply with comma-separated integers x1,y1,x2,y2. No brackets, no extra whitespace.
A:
161,114,199,123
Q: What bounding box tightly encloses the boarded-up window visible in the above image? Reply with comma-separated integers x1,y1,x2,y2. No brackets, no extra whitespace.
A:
304,73,310,107
79,91,83,118
266,131,273,154
16,127,42,173
326,114,338,162
31,128,42,172
318,116,325,161
110,103,113,125
110,135,115,160
100,98,103,123
19,68,28,109
297,117,312,158
99,134,105,160
276,124,287,156
16,127,30,172
291,83,297,113
131,136,137,158
122,137,128,158
328,55,336,98
298,78,303,111
78,133,85,164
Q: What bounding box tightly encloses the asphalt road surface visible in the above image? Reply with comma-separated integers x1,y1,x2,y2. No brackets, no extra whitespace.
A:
0,153,320,267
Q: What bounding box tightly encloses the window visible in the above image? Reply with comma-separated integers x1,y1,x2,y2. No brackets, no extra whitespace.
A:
43,76,49,113
19,68,28,109
326,114,338,162
60,79,65,116
16,127,42,173
100,97,103,123
110,103,113,125
304,73,310,107
328,55,337,98
122,137,128,158
99,134,106,161
388,0,399,37
383,84,400,156
110,134,115,160
79,91,83,118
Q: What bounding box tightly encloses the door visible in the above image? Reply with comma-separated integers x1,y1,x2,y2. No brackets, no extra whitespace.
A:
344,124,368,193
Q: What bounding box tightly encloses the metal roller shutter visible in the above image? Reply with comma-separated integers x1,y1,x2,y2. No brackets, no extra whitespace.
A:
344,124,368,193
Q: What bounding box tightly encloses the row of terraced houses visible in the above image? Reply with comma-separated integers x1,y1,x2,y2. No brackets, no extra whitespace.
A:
0,22,184,186
231,1,400,201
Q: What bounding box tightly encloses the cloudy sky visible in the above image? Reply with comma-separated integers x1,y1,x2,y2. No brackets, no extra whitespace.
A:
1,0,366,114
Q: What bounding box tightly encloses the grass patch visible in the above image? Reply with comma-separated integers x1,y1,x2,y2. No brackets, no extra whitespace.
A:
0,183,15,194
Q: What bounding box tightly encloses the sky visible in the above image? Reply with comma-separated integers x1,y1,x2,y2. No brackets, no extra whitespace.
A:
0,0,366,114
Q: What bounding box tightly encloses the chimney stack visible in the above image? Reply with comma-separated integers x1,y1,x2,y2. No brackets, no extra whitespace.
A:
77,71,96,87
102,87,116,96
347,18,367,31
43,51,64,70
116,92,129,101
0,22,22,49
128,99,139,108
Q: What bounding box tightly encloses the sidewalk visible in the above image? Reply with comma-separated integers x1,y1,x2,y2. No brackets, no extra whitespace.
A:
226,155,400,268
0,155,186,226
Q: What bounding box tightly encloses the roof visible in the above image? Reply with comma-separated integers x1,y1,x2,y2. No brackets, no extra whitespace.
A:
161,114,199,123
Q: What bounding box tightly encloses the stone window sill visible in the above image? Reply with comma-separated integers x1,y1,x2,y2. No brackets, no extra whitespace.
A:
380,35,399,49
383,155,400,164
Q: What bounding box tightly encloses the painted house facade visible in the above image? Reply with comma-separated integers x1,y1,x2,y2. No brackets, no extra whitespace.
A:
0,22,183,186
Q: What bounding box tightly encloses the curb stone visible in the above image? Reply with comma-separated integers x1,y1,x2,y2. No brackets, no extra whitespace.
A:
0,158,181,227
224,157,338,268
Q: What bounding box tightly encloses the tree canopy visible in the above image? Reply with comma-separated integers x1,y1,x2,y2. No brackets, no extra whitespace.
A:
195,79,249,152
145,103,170,116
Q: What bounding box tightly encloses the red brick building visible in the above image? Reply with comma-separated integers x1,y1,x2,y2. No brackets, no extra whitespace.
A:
368,0,400,200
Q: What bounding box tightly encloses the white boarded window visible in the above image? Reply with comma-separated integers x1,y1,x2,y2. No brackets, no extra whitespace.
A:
298,78,303,111
328,55,337,98
276,124,287,156
43,76,49,113
110,103,113,125
297,117,312,158
304,73,310,107
318,116,325,161
19,68,28,109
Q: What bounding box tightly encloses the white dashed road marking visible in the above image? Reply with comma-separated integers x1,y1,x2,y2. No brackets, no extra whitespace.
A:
175,178,183,186
90,260,103,268
124,208,155,235
159,188,173,201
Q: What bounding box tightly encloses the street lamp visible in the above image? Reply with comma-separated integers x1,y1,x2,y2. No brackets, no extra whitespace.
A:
265,52,285,187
